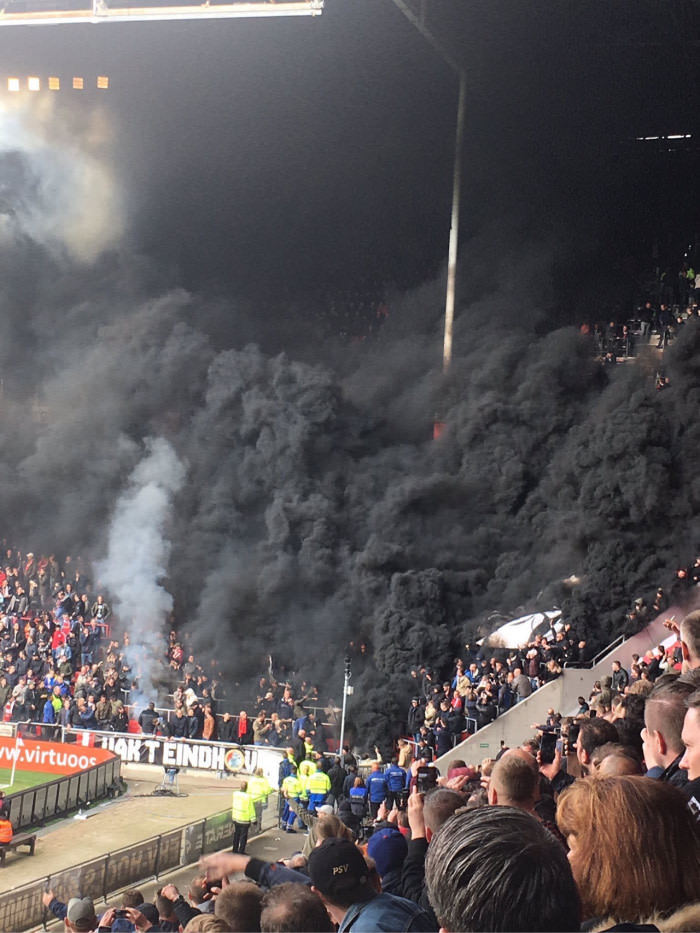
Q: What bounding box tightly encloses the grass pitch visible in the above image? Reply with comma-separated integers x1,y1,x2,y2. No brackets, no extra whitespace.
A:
0,768,58,793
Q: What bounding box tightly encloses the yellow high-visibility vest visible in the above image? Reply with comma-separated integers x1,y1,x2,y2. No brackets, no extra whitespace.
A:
247,774,272,803
298,759,317,794
307,769,331,795
282,774,303,798
231,790,256,824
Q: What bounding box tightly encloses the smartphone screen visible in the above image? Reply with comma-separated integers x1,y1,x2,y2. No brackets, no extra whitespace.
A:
539,731,557,763
416,765,437,794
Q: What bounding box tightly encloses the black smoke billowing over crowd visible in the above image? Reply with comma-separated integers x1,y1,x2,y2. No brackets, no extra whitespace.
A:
1,190,700,747
0,46,698,748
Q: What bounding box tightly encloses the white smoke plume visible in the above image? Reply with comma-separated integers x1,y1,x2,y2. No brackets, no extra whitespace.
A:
0,93,124,262
96,437,186,713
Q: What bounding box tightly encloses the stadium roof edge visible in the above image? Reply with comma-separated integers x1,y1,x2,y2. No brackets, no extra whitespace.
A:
0,0,323,25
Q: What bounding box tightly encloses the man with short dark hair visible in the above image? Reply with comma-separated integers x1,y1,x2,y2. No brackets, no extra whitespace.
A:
575,718,619,775
642,678,695,787
611,660,629,693
679,688,700,813
308,837,434,932
219,711,237,743
155,892,179,932
488,751,566,843
384,757,407,810
424,807,580,931
512,668,532,702
365,762,388,819
407,698,424,742
260,882,334,932
138,701,158,735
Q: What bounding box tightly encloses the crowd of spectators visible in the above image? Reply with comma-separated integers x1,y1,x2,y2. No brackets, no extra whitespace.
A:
0,540,348,761
0,534,694,769
0,534,690,765
402,621,587,757
582,301,697,363
0,543,142,733
399,565,698,761
3,535,700,931
43,608,700,930
581,263,700,367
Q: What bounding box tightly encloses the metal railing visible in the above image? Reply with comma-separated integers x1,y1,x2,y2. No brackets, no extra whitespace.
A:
160,703,339,731
5,756,121,831
18,706,339,739
0,797,278,932
563,633,627,671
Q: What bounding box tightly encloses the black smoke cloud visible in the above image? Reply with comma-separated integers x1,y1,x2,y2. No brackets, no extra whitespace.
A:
1,206,698,748
0,88,698,752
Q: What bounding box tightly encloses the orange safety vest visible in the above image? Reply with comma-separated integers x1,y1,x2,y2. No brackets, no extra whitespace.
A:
0,819,13,843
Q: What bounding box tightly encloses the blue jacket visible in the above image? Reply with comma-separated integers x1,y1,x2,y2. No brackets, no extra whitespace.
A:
47,898,67,921
339,892,435,932
42,699,56,724
245,856,310,888
365,770,388,803
349,786,368,816
385,763,407,792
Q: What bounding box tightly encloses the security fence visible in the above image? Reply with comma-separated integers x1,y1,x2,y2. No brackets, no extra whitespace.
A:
5,756,122,830
0,794,278,932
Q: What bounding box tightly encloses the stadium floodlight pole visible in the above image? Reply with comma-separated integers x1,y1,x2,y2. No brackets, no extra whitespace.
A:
337,655,352,756
390,0,466,373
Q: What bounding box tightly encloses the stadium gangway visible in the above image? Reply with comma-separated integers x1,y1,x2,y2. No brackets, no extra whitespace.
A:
433,612,671,770
0,0,323,26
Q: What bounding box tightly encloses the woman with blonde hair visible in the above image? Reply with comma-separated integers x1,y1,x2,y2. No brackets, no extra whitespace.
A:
556,775,700,924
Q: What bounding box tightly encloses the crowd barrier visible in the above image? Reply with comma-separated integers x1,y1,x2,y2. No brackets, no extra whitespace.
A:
134,704,339,741
66,729,287,789
0,797,278,932
6,723,287,789
5,756,121,831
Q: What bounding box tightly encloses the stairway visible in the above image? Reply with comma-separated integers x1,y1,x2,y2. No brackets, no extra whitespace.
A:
434,612,673,770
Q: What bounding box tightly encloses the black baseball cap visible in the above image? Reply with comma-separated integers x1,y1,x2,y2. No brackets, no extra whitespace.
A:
308,838,371,901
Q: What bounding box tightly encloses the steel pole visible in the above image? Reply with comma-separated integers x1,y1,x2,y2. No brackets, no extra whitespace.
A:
443,69,466,373
338,661,351,754
389,1,465,374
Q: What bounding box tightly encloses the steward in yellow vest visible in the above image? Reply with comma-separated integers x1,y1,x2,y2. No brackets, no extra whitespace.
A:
281,771,304,833
231,782,256,854
247,770,273,803
307,767,331,814
247,768,273,832
298,758,317,795
282,773,303,798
